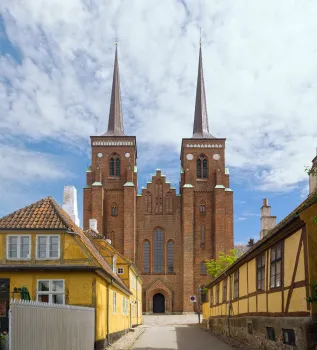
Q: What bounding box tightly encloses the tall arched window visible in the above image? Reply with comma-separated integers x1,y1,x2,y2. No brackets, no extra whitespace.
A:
154,228,163,273
143,240,150,273
201,224,205,244
109,154,120,177
165,192,173,214
155,180,163,214
111,203,118,216
167,240,174,273
200,201,206,214
197,155,208,179
144,191,152,213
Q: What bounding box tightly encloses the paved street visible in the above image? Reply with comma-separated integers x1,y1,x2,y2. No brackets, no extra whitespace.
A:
132,315,235,350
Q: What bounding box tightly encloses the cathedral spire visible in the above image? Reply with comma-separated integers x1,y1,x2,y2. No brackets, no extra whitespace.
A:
103,43,125,136
192,44,214,139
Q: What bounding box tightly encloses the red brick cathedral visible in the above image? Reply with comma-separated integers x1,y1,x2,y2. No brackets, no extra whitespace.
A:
83,45,234,313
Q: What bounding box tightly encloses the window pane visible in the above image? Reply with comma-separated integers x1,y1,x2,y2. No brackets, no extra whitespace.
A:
203,159,208,178
38,295,49,303
197,159,202,178
115,158,120,177
52,281,64,292
276,244,281,259
144,241,150,272
20,237,30,258
38,237,47,258
110,158,114,176
52,294,64,304
271,248,276,261
8,237,18,258
154,229,163,272
49,236,59,258
167,241,174,272
38,281,50,292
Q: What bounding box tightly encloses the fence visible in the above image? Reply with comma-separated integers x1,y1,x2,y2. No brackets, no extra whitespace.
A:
9,299,95,350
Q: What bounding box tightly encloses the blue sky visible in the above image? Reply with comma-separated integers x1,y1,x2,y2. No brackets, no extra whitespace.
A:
0,1,316,245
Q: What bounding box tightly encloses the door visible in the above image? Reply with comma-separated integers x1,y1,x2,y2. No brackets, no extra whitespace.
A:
153,293,165,313
0,279,10,333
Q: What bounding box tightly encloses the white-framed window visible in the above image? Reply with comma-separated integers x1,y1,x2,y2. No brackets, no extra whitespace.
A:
112,256,117,273
117,267,124,274
36,235,60,259
113,291,117,314
7,235,31,260
37,279,65,304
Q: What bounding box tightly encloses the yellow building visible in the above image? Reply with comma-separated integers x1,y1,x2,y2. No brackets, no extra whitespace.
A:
203,194,317,350
85,228,143,327
0,196,141,349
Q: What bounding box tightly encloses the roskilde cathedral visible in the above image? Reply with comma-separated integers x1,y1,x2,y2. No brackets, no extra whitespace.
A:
83,45,234,313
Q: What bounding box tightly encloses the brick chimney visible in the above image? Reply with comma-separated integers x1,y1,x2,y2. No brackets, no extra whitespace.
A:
260,198,277,239
309,148,317,195
62,186,80,227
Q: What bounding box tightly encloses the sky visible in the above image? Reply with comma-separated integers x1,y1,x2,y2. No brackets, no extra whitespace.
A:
0,0,316,245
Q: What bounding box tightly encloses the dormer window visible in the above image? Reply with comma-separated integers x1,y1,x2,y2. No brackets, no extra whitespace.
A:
36,235,60,260
7,235,31,260
109,154,120,177
197,155,208,179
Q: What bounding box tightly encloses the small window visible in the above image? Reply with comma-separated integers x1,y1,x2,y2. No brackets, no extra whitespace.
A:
200,204,206,214
282,329,296,346
201,224,205,244
113,291,117,314
201,261,206,275
223,278,227,302
117,267,124,274
234,270,239,299
248,322,253,335
270,242,283,288
37,279,65,304
266,327,276,341
216,284,219,304
111,205,118,216
257,252,266,290
7,235,31,259
36,235,60,259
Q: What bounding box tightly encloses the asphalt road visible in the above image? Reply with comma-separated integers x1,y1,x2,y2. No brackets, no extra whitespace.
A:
132,315,235,350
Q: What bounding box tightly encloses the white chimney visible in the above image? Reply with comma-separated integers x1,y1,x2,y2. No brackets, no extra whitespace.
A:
106,239,112,245
260,198,277,239
309,148,317,195
62,186,80,227
89,219,97,232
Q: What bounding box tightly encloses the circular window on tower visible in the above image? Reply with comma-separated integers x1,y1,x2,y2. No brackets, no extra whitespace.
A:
213,154,220,160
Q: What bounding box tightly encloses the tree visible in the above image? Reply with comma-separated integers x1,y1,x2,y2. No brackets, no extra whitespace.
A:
205,249,239,278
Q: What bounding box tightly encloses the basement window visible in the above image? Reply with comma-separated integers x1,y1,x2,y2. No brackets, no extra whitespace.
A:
266,327,276,341
282,329,296,346
247,322,253,335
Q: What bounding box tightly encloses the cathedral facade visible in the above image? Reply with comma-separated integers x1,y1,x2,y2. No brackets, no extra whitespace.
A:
83,45,234,313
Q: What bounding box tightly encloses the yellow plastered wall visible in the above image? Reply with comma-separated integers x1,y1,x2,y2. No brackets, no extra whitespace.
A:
268,291,282,313
284,229,302,287
95,276,107,341
288,287,307,312
248,259,256,293
239,264,247,297
108,285,130,334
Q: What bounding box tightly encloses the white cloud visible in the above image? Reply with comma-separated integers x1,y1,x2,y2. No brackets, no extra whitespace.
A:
0,0,316,193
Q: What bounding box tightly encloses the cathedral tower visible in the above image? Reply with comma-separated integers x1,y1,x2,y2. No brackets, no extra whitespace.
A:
83,45,137,261
181,44,234,312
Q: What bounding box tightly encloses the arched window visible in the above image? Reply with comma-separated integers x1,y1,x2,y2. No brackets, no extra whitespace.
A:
111,203,118,216
155,180,163,214
144,191,152,213
201,261,207,275
143,240,150,273
154,228,163,273
109,154,120,177
165,192,173,214
201,224,205,244
200,201,206,214
197,155,208,179
167,240,174,272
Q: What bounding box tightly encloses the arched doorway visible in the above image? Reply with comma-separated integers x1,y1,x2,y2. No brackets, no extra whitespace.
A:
153,293,165,313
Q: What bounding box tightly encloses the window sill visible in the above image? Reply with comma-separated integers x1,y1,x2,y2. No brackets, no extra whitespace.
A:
269,286,283,292
108,176,120,180
167,272,176,275
6,258,31,261
196,179,208,182
35,257,60,261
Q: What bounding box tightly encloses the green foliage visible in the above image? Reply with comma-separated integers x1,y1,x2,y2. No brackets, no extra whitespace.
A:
205,249,239,278
0,332,7,346
307,282,317,304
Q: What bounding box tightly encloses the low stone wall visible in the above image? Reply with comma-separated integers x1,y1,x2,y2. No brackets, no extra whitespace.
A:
206,316,317,350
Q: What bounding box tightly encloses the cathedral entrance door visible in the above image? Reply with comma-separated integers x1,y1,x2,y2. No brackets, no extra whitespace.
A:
153,293,165,313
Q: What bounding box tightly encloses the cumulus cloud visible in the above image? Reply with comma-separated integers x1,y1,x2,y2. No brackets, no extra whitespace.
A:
0,0,316,194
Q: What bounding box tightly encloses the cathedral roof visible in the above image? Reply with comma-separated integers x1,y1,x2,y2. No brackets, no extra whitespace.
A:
102,44,125,137
192,45,215,139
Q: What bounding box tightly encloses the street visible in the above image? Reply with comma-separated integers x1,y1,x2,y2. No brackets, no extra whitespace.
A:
132,315,235,350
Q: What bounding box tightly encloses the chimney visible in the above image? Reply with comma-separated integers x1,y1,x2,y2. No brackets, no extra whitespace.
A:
247,238,255,247
309,148,317,195
260,198,277,239
89,219,98,232
62,186,80,227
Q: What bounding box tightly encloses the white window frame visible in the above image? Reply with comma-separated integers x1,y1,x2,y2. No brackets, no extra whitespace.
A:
113,291,117,314
117,267,124,275
36,279,65,304
6,235,31,260
36,235,60,260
